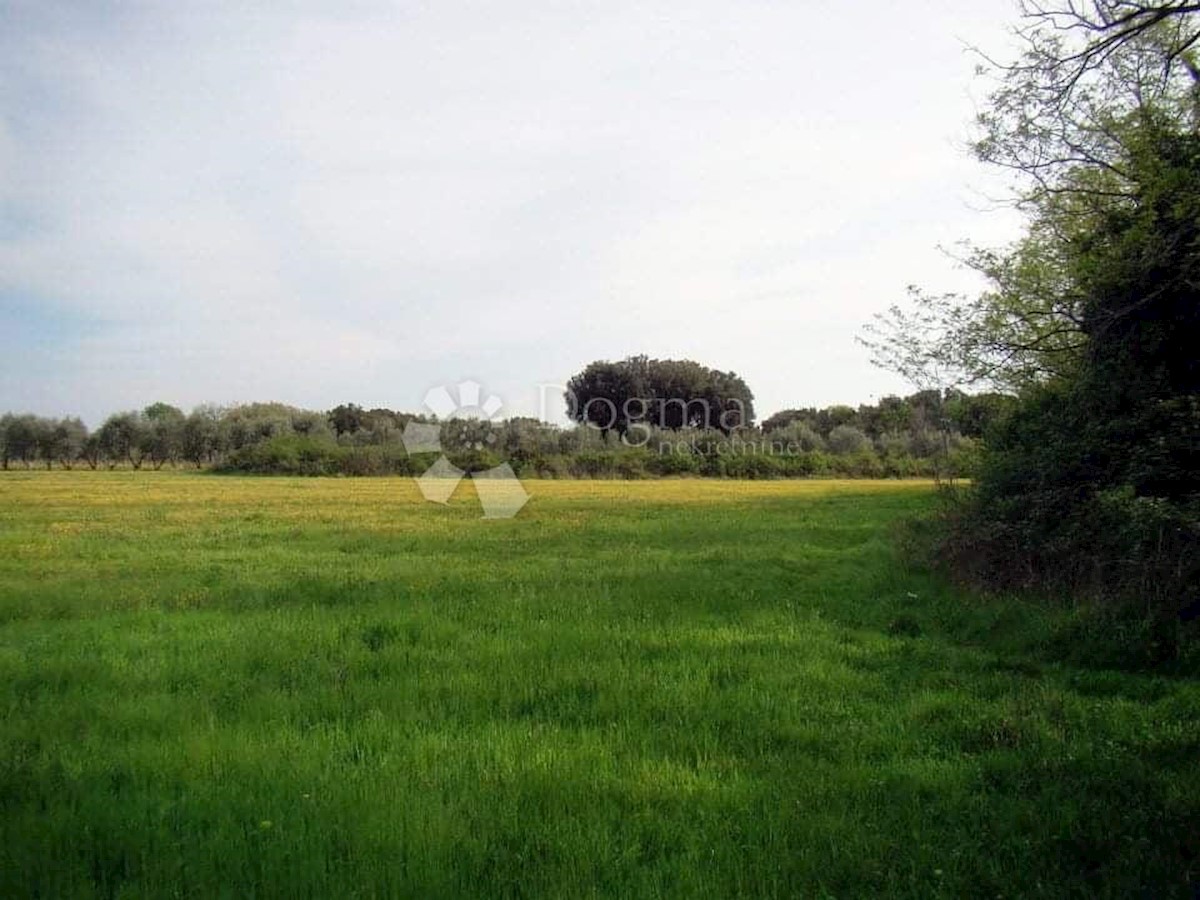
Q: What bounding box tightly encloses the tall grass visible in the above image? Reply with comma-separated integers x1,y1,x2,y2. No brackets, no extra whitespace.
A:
0,473,1196,897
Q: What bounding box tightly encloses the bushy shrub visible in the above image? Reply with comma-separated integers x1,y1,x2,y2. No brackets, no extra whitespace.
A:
445,448,503,473
557,425,610,454
718,454,782,479
219,434,426,476
339,447,384,476
876,431,912,457
908,428,945,459
833,448,883,478
929,379,1200,667
879,453,921,479
936,484,1199,669
827,425,870,455
220,434,343,475
614,450,652,479
944,438,982,480
647,450,699,476
770,421,826,452
568,451,616,478
533,455,568,478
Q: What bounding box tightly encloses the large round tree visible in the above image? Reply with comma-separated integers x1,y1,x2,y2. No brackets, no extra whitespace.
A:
565,356,755,437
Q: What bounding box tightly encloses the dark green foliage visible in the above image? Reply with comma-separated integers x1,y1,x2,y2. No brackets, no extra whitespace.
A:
218,434,344,475
645,451,700,476
97,411,148,469
3,390,984,479
565,356,755,435
943,392,1018,439
181,407,221,467
328,402,368,436
762,390,1007,471
142,403,185,469
849,4,1200,669
1,414,81,470
887,614,922,637
445,448,503,474
217,435,426,477
934,120,1200,663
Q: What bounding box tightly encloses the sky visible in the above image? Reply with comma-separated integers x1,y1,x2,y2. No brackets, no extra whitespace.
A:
0,0,1027,427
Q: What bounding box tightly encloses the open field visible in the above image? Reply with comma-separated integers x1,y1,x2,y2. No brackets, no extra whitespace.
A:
0,473,1197,897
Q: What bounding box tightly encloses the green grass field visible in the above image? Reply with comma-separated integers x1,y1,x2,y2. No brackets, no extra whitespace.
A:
1,473,1197,898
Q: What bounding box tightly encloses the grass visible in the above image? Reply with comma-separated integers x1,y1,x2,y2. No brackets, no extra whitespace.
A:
0,472,1197,898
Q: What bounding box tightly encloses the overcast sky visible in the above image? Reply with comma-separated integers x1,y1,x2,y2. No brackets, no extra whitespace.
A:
1,0,1026,426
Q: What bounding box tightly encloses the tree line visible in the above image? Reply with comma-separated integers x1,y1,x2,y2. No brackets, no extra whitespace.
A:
0,403,414,471
0,383,995,479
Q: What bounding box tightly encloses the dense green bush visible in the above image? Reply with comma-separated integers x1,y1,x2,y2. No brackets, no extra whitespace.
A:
212,436,968,482
567,451,616,478
218,436,425,477
219,435,343,475
445,449,503,474
924,122,1200,667
827,425,871,455
717,453,781,479
646,451,700,476
934,377,1200,664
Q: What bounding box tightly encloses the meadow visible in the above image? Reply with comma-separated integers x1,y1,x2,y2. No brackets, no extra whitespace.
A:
0,472,1197,898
